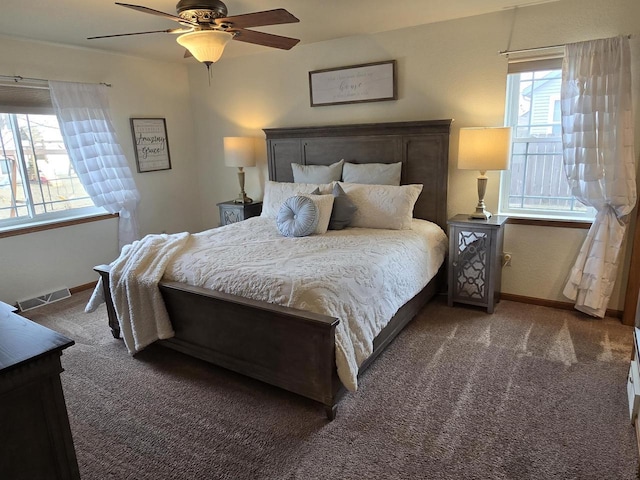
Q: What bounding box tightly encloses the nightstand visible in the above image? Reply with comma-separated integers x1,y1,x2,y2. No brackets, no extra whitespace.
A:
217,201,262,226
447,214,508,313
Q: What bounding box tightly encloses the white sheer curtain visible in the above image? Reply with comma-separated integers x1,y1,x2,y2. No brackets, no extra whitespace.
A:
49,81,140,249
561,36,636,317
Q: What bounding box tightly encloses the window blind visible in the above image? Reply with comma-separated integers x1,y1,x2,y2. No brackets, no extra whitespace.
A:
0,83,53,114
507,56,563,74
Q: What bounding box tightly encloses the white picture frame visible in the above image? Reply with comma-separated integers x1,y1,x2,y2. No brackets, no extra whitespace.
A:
309,60,397,107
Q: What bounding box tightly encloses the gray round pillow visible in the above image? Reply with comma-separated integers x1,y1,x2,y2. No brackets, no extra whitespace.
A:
276,195,319,237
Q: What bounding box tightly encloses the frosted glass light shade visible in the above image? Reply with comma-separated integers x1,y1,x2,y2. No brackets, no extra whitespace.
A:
177,30,233,64
223,137,256,168
458,127,512,171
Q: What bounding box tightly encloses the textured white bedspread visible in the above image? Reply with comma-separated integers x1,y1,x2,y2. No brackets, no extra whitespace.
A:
164,216,447,391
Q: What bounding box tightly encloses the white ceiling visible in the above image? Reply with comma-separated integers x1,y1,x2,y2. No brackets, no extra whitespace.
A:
0,0,560,63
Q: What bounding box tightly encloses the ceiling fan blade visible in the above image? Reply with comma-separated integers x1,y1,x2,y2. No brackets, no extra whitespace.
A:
115,2,198,26
216,9,299,29
87,28,189,40
230,28,300,50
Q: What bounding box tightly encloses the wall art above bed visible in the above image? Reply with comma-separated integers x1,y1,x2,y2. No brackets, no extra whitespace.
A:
308,60,397,107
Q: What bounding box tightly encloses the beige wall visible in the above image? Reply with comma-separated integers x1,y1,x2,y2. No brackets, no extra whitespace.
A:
0,36,200,304
187,0,640,311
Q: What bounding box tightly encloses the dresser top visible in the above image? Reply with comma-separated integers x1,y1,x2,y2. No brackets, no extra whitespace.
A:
0,304,74,373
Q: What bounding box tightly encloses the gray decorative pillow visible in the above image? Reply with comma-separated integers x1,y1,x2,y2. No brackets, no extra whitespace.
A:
311,183,357,230
276,195,319,237
328,183,357,230
292,159,344,183
342,162,402,186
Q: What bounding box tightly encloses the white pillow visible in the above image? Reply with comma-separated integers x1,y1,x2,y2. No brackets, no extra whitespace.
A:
339,182,423,230
342,162,402,186
292,160,344,183
301,193,334,234
261,181,333,219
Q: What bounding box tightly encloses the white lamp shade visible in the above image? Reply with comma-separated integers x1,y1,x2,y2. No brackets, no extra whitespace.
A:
223,137,256,168
176,30,233,64
458,127,512,171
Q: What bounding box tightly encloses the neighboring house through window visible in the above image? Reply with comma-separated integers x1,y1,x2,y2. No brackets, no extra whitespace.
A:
499,57,596,219
0,83,101,230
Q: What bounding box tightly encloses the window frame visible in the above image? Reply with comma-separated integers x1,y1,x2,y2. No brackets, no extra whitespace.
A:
0,85,106,232
498,58,596,221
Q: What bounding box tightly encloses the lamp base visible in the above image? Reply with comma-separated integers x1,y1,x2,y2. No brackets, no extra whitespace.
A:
469,207,492,220
233,193,253,204
233,168,252,204
469,174,492,219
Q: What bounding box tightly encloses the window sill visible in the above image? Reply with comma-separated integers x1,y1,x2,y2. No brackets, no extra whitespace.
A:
0,212,118,239
505,216,592,229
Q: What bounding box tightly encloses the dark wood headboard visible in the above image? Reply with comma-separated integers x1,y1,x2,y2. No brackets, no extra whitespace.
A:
263,120,452,231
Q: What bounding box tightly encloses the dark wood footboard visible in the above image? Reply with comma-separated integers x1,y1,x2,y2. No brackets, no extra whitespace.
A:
158,280,341,411
94,265,342,417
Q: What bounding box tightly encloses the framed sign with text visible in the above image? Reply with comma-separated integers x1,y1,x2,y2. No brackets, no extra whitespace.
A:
308,60,397,107
130,118,172,173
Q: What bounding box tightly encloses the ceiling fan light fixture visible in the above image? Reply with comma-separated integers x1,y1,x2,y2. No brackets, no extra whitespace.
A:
176,30,234,64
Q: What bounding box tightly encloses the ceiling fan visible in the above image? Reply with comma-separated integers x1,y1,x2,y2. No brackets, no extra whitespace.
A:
89,1,300,67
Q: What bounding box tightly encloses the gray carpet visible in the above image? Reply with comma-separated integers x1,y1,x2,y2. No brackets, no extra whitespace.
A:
24,291,640,480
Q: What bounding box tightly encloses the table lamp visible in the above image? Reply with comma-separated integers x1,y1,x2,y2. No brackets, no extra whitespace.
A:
223,137,256,204
458,127,512,219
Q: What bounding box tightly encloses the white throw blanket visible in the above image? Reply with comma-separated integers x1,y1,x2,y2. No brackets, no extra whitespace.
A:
87,232,190,354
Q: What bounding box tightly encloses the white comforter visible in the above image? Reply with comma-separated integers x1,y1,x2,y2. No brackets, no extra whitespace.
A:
163,216,447,391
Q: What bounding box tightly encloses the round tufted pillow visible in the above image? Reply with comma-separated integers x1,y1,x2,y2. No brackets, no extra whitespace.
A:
276,195,319,237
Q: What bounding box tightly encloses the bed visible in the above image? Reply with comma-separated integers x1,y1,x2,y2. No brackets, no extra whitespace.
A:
94,119,452,419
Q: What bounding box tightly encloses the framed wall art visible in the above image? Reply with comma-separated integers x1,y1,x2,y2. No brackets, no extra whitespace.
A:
308,60,397,107
130,118,172,173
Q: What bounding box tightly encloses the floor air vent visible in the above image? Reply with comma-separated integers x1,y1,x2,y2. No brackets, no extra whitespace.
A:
18,288,71,312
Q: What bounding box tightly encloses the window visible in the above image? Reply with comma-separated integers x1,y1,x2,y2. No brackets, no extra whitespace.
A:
499,59,595,219
0,84,100,230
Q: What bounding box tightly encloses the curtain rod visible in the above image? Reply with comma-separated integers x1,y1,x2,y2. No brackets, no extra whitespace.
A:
499,34,634,56
0,74,112,87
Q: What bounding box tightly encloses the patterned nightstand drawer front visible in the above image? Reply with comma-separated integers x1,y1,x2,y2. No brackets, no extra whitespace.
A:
217,201,262,226
223,209,242,225
455,230,488,301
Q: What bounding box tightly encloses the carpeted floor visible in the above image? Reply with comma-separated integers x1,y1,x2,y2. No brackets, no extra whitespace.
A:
24,291,640,480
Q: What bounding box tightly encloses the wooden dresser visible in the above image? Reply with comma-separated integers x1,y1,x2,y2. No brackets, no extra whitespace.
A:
0,302,80,480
